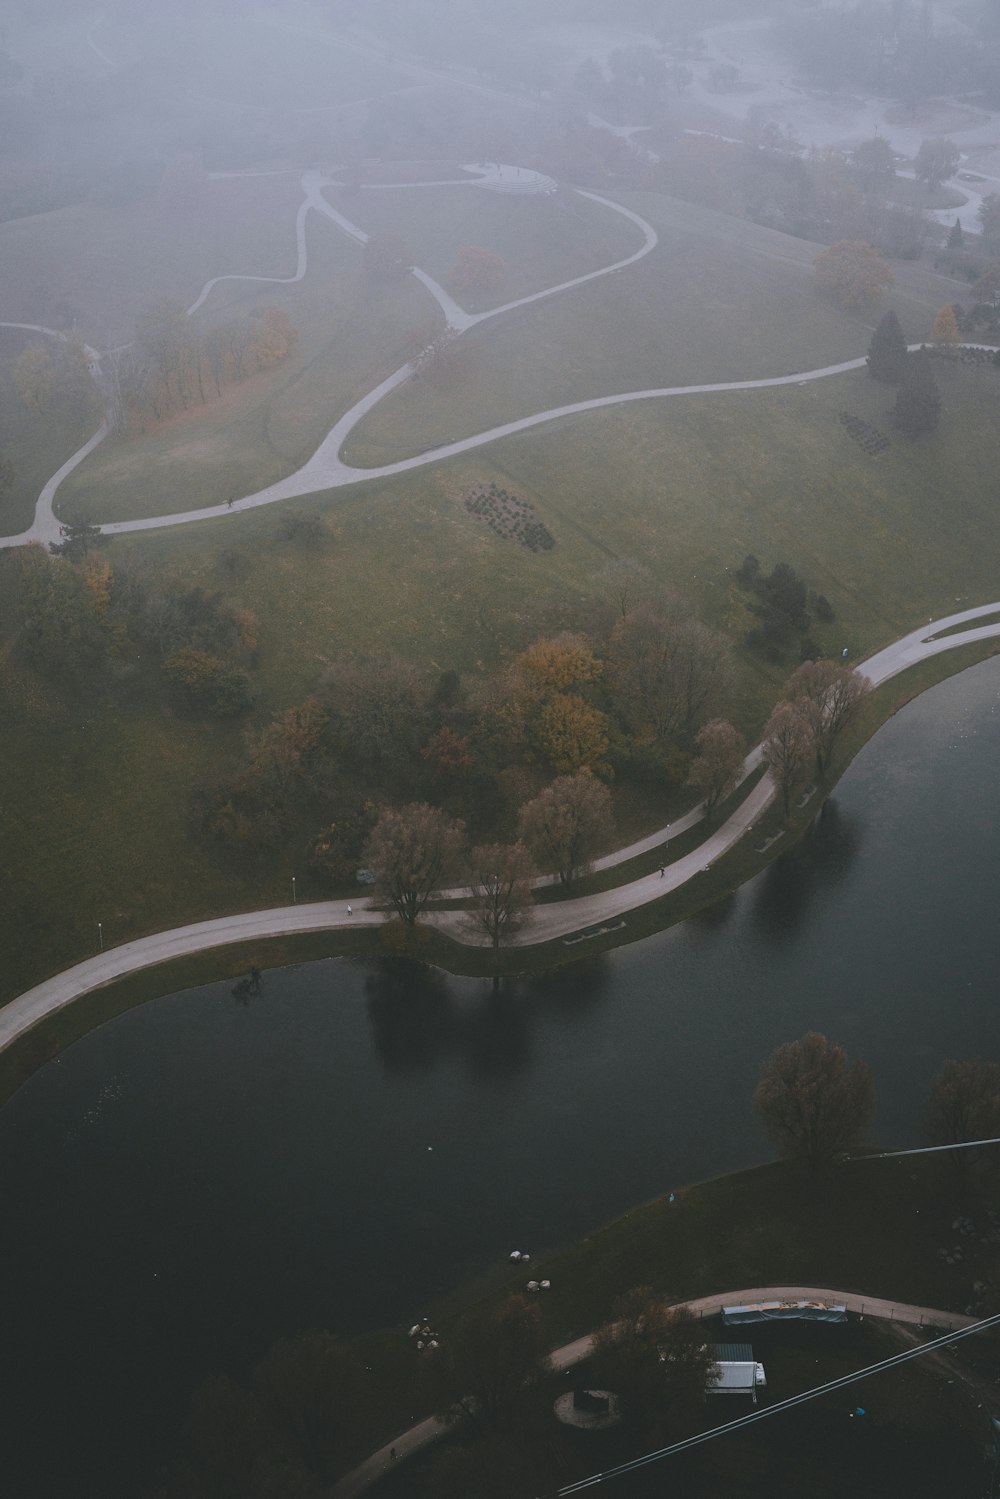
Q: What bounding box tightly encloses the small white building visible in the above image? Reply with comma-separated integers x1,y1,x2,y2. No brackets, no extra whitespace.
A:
709,1343,767,1404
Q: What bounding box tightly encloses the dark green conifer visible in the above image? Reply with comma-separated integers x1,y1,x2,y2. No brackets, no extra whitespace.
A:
947,217,965,249
892,348,941,436
866,309,908,384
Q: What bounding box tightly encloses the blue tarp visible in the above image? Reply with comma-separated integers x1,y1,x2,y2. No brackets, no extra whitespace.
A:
722,1300,848,1325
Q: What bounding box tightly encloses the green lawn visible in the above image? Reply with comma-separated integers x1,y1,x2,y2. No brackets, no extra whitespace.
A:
3,177,1000,1006
0,171,306,349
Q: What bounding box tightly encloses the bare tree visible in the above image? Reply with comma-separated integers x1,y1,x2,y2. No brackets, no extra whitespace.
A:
593,558,655,622
754,1032,874,1170
466,842,537,953
592,1288,718,1436
362,802,465,924
517,771,613,889
611,606,732,741
762,700,812,819
429,1294,546,1432
927,1059,1000,1170
686,718,747,816
786,659,872,774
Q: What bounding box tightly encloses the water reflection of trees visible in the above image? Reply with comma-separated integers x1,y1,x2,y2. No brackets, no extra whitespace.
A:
752,798,862,940
365,956,610,1077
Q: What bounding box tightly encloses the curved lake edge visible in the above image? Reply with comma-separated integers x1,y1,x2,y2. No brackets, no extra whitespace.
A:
2,635,998,1107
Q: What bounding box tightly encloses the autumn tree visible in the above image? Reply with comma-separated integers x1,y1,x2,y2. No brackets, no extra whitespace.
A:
892,347,941,436
610,606,732,742
762,700,812,819
591,1288,718,1437
505,633,610,774
466,842,536,955
931,304,960,344
322,651,432,772
448,245,507,297
785,659,872,775
14,344,55,411
686,718,747,816
430,1294,546,1431
813,240,894,310
754,1031,874,1170
866,309,909,384
517,771,614,889
927,1060,1000,1170
362,802,465,924
914,136,960,189
247,699,328,789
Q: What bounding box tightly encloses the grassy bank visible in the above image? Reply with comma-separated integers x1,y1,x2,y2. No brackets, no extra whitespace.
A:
2,636,996,1109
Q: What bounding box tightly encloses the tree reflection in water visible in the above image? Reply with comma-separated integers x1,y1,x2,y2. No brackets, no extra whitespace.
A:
365,956,611,1077
752,798,863,940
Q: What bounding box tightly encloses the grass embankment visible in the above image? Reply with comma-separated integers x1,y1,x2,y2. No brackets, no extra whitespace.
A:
2,635,996,1111
3,178,1000,1022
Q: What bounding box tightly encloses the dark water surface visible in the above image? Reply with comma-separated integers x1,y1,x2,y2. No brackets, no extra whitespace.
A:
2,659,1000,1496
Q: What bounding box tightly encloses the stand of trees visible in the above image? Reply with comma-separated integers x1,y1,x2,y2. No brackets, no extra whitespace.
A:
104,301,298,432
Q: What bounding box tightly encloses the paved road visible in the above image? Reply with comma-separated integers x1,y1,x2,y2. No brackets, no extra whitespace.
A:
2,603,998,1056
331,1285,976,1498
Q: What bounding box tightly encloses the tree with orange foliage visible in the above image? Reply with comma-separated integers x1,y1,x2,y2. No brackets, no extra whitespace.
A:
931,304,959,344
813,240,894,309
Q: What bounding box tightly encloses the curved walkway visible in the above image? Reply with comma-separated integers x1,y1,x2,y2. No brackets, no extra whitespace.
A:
2,603,1000,1055
4,154,983,547
0,165,657,549
331,1286,976,1498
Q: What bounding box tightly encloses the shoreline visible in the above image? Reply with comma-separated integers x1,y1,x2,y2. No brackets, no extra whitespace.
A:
1,628,998,1105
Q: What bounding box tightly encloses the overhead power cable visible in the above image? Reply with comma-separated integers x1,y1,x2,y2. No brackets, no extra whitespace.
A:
545,1308,1000,1497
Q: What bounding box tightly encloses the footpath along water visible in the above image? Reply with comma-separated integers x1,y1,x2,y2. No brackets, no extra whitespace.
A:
1,657,999,1497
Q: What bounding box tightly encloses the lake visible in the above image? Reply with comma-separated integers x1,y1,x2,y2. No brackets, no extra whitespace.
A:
2,657,999,1496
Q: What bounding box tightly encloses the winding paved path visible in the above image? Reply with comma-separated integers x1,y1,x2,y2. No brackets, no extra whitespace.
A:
330,1286,977,1498
2,603,999,1056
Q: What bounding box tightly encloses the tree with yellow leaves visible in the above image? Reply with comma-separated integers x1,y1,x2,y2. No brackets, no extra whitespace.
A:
931,304,959,344
813,240,894,310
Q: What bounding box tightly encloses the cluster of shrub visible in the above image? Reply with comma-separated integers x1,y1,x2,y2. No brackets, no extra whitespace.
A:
463,483,556,552
735,554,834,662
0,533,258,717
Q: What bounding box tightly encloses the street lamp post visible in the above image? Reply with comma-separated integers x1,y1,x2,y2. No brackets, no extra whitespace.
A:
291,875,297,905
97,921,103,952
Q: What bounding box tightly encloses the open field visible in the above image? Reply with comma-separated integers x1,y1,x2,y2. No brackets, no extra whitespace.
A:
0,331,101,535
347,185,971,463
4,170,1000,1006
0,171,307,348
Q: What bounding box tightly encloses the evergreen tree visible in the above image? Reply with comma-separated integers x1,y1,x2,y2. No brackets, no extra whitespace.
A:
866,309,908,383
892,348,941,436
947,217,965,249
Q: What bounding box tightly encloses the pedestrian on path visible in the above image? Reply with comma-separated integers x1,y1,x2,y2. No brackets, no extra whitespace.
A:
659,865,665,877
347,904,353,916
227,497,234,509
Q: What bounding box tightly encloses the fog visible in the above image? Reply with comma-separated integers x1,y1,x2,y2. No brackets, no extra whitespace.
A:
4,1,1000,1495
